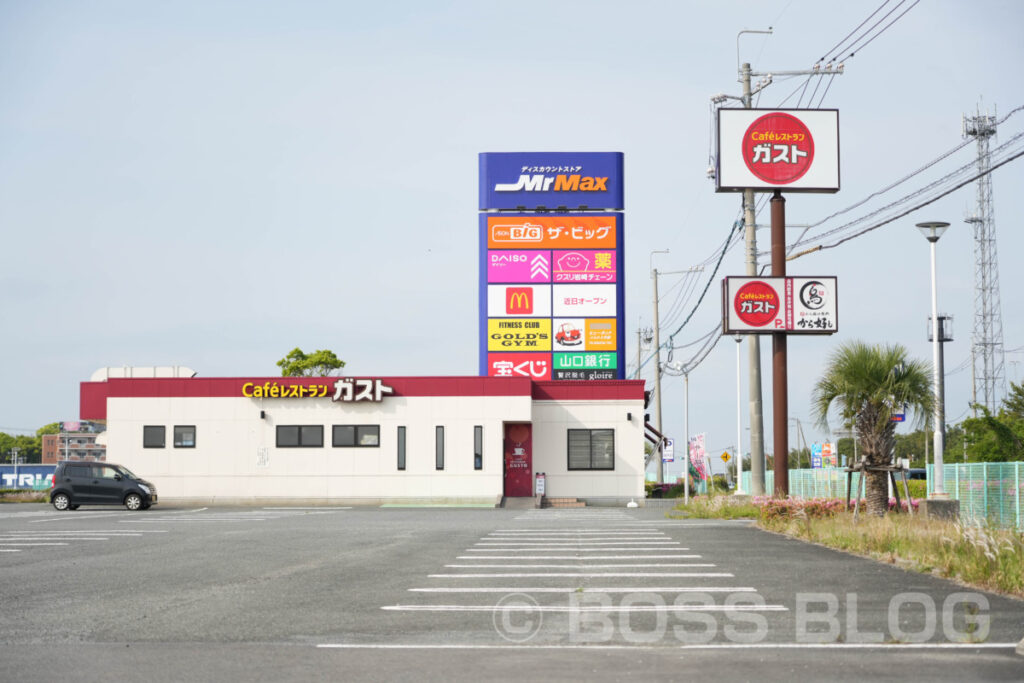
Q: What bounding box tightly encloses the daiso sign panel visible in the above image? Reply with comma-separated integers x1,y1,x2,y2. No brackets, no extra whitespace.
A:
479,153,625,381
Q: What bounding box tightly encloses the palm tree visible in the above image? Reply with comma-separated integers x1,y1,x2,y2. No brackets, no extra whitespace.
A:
811,341,933,516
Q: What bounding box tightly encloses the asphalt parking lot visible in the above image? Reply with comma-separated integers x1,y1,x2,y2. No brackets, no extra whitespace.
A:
0,503,1022,681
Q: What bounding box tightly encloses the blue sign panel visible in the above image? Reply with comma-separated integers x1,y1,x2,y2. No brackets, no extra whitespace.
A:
811,443,823,469
0,465,56,490
479,152,624,211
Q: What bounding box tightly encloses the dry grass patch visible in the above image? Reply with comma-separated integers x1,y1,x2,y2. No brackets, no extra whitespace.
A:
760,512,1024,599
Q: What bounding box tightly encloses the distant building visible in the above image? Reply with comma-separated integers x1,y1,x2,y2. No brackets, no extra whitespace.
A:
43,422,107,463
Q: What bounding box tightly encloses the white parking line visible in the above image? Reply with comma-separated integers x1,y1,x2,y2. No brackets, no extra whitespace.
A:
0,543,69,546
475,541,680,546
409,587,758,593
382,604,785,612
444,564,716,569
466,548,688,552
262,507,351,510
317,642,1019,651
457,555,700,560
429,573,734,578
0,537,112,541
31,512,128,524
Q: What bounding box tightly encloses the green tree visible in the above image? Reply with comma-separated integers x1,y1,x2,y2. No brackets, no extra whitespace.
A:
36,422,59,437
276,348,346,377
811,341,933,516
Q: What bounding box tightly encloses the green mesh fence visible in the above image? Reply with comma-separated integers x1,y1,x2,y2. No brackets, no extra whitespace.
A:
741,463,1024,530
927,462,1023,530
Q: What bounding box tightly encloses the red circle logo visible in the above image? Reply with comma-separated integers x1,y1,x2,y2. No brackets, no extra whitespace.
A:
734,281,780,327
742,112,814,184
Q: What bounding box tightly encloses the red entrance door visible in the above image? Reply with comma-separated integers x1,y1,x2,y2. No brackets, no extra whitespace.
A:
503,423,533,497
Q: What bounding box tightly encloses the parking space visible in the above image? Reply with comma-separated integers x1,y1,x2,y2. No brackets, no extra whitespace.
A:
0,505,1020,680
369,509,784,646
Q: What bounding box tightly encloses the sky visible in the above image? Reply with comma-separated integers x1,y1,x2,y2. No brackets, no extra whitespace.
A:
2,1,1022,475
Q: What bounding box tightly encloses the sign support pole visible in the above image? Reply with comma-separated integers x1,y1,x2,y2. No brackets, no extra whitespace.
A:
771,190,789,497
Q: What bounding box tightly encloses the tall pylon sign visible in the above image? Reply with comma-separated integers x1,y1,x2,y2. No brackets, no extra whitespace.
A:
478,153,626,381
963,106,1006,413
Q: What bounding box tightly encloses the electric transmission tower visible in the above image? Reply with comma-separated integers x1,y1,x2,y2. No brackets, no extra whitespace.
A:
963,104,1006,414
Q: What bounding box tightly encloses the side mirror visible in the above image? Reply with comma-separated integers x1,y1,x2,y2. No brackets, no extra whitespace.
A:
114,474,123,481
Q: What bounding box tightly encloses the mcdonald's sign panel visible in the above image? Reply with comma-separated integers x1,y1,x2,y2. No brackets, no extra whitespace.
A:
487,284,552,318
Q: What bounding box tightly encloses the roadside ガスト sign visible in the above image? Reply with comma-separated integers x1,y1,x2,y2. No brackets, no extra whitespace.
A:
716,109,839,193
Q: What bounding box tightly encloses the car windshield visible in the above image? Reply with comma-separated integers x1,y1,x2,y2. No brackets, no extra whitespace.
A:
116,466,139,479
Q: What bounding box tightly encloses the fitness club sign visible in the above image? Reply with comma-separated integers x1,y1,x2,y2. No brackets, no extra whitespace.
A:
722,276,838,335
716,109,839,193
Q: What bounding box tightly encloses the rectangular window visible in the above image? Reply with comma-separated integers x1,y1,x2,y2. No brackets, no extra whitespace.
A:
397,426,406,471
333,425,380,447
173,425,196,448
435,426,445,470
276,425,324,448
143,426,165,448
567,429,615,470
474,425,483,471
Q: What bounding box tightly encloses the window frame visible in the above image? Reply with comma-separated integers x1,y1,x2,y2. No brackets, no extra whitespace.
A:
276,425,324,448
473,425,483,471
435,426,445,470
173,425,196,449
567,429,615,471
332,424,381,448
143,425,166,449
397,426,406,471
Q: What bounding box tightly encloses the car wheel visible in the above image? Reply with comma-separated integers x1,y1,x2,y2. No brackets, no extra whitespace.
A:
124,493,143,511
52,493,71,511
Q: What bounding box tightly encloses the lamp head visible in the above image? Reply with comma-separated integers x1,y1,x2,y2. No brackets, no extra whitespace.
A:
916,221,950,243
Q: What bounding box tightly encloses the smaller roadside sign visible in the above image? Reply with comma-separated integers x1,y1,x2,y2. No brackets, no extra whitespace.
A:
721,452,731,463
722,276,838,335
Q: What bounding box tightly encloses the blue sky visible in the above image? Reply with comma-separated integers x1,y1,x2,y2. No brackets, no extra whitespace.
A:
2,1,1022,473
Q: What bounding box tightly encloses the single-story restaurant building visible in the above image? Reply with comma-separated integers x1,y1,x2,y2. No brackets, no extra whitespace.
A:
79,369,646,506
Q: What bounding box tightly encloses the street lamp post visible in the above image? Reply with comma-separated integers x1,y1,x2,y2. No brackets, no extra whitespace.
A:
917,221,950,498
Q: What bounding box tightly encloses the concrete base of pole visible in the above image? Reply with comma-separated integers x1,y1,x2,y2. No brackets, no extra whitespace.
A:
918,498,960,520
1016,635,1024,656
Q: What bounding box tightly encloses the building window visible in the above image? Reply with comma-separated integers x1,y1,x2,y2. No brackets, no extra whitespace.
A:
333,425,380,447
143,426,165,449
276,425,324,448
474,426,483,470
435,426,445,470
397,426,406,471
567,429,615,470
174,425,196,448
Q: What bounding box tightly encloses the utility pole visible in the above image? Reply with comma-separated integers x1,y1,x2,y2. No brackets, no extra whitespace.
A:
651,250,669,484
740,59,767,496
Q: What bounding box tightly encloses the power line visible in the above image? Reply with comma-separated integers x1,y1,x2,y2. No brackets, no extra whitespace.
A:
792,147,1024,257
819,0,893,62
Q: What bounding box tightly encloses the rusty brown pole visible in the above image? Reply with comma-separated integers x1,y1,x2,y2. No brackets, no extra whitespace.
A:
771,190,789,497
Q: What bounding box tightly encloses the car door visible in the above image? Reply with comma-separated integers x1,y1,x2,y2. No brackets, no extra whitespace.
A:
91,464,126,505
61,464,98,503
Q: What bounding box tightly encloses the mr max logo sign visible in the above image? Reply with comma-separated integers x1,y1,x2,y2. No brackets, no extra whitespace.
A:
479,152,624,210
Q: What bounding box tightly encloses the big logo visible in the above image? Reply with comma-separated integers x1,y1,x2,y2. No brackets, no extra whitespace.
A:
506,287,533,314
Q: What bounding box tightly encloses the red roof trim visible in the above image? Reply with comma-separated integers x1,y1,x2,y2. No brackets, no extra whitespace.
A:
81,376,644,420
